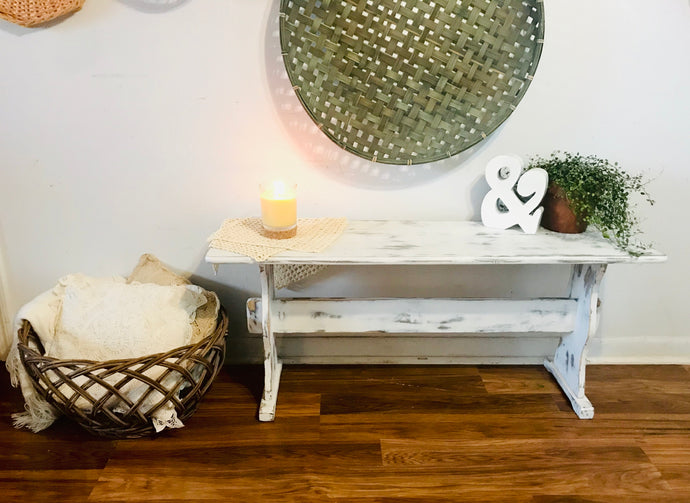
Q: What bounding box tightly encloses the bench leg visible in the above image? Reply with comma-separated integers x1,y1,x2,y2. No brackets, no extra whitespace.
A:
258,264,282,421
545,263,606,419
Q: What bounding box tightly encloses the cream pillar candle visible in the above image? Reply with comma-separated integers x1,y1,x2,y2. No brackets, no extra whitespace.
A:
260,181,297,238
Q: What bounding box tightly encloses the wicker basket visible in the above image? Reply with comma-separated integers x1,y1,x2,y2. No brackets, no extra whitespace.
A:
0,0,85,27
16,309,228,438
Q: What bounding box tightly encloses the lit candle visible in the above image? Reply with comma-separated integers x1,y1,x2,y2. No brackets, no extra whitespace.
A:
260,180,297,238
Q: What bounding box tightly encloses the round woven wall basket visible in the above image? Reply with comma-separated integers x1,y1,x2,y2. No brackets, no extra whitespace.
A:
17,309,228,439
280,0,544,165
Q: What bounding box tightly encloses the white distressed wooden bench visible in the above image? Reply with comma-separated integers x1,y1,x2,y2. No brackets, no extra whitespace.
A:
205,220,666,421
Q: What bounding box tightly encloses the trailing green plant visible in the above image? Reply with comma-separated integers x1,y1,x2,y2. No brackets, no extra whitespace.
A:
528,151,654,254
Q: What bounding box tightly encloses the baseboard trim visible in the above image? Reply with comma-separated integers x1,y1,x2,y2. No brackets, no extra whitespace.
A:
224,334,690,365
587,336,690,365
224,333,559,365
587,356,690,365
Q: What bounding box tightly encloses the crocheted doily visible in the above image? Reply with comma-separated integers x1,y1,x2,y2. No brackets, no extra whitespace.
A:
208,217,348,288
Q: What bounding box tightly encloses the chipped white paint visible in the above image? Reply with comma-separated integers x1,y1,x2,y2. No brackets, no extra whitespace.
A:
247,298,578,335
206,221,666,266
544,264,606,419
480,155,548,234
206,220,666,421
258,264,282,421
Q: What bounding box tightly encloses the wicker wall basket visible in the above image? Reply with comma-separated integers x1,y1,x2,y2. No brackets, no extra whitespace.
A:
280,0,545,165
16,309,228,438
0,0,85,27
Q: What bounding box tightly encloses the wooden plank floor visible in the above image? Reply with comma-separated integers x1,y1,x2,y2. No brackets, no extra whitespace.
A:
0,364,689,502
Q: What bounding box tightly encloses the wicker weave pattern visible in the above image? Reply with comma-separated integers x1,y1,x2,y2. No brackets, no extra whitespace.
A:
0,0,85,27
17,310,227,438
280,0,544,165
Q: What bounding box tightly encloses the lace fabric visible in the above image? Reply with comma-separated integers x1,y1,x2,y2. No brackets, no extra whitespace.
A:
208,217,347,288
208,217,347,262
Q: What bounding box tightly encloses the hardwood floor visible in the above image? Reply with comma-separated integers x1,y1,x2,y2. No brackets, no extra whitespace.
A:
0,364,689,502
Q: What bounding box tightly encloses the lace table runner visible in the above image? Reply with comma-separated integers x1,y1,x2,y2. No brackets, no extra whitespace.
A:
208,217,348,288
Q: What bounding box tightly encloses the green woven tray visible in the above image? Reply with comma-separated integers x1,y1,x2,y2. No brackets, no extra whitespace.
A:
280,0,544,165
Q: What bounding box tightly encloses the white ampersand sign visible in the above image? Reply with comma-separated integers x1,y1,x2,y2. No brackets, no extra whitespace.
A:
480,154,549,234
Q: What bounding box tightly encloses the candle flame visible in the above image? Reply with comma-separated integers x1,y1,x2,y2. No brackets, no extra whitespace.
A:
263,180,295,200
272,180,286,197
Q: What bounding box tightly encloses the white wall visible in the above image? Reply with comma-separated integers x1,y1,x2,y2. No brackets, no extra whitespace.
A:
1,0,688,363
0,226,11,356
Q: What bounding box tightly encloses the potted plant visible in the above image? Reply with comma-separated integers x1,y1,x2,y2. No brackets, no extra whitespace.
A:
528,151,654,254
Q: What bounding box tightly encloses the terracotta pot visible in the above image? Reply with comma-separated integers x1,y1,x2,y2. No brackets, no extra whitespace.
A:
540,184,588,234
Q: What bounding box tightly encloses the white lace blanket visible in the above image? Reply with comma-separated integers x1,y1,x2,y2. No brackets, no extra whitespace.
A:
6,273,209,433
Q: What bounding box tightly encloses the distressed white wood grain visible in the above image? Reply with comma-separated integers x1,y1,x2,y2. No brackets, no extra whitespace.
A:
258,264,282,422
206,221,666,266
247,298,578,335
544,264,606,419
208,220,666,422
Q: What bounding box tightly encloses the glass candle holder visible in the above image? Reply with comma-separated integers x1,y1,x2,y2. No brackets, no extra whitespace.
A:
260,180,297,239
